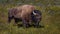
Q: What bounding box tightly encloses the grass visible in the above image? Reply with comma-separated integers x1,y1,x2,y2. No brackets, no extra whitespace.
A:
0,4,60,34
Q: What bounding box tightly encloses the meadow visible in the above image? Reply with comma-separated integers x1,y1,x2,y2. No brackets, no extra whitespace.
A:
0,0,60,34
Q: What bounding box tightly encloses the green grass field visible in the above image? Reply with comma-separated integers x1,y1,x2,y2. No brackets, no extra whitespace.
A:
0,0,60,34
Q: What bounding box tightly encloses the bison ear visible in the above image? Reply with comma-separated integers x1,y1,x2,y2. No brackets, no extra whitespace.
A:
33,11,37,15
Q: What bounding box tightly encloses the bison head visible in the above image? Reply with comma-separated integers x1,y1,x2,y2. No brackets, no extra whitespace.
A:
31,10,42,27
32,10,42,20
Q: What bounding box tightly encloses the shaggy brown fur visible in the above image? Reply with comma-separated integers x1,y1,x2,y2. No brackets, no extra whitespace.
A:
8,5,35,27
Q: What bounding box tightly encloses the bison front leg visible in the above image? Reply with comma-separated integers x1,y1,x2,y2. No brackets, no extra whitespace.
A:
22,19,29,28
34,21,40,28
33,19,40,28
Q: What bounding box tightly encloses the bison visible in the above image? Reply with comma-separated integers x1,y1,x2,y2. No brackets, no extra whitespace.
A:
8,5,42,28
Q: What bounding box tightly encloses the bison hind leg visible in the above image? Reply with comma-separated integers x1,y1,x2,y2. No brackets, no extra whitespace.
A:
8,16,13,23
14,18,19,24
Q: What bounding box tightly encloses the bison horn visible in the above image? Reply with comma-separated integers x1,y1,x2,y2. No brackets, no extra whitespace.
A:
33,11,37,15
